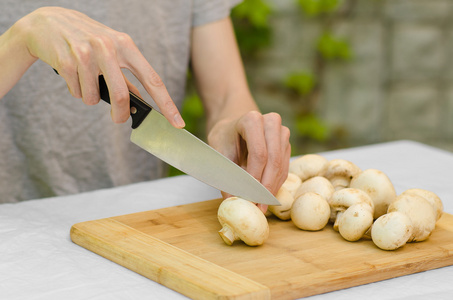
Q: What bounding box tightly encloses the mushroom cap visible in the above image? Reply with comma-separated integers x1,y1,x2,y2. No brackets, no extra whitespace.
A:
402,188,443,221
294,176,335,200
281,173,302,197
289,154,328,181
268,187,294,220
217,197,269,246
291,192,330,231
322,159,362,190
388,194,436,242
338,202,374,242
350,169,397,219
328,188,374,227
371,211,413,250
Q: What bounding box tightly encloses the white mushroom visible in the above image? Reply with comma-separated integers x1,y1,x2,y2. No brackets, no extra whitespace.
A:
350,169,397,219
289,154,328,181
217,197,269,246
294,176,335,200
328,188,374,231
281,173,302,197
371,211,413,250
268,187,294,221
337,202,374,242
401,188,443,221
322,159,362,190
291,192,331,231
387,193,437,242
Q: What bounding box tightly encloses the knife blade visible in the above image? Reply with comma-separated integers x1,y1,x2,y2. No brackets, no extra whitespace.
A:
97,75,280,206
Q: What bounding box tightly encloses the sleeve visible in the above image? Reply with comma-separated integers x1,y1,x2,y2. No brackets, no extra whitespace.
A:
192,0,243,27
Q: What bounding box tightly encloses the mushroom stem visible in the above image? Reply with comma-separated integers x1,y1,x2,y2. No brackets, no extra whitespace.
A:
218,225,236,246
333,211,344,231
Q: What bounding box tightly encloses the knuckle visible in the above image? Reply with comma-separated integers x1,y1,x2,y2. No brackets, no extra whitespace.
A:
146,71,165,88
265,112,282,123
282,126,291,140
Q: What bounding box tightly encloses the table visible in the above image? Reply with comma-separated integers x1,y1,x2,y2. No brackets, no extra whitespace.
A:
1,140,452,300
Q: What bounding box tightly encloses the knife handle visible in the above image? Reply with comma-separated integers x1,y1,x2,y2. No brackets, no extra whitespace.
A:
53,69,152,129
98,75,152,129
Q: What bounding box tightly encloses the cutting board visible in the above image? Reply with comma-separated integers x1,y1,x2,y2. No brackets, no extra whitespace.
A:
70,199,453,299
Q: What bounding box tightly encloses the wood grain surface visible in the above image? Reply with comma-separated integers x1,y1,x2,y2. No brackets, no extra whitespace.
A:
71,199,453,299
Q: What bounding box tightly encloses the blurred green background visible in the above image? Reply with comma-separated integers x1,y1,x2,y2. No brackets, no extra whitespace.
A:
174,0,453,177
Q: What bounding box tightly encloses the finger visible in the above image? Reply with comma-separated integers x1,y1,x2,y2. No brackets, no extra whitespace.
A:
55,58,82,99
259,113,285,195
100,60,130,123
123,74,142,98
77,68,100,105
121,46,185,128
236,111,267,183
277,126,292,190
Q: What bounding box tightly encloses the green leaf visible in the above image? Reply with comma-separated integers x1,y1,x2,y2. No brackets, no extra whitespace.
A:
284,72,316,96
317,32,351,60
233,0,272,28
297,0,339,17
295,114,330,141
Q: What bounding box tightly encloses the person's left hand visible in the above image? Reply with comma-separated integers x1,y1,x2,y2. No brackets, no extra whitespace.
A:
207,111,291,213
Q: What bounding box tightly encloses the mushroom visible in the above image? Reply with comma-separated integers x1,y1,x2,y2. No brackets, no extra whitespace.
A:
281,172,302,197
322,159,362,190
371,211,413,250
337,202,374,241
387,193,437,242
401,188,443,221
289,154,328,181
217,197,269,246
328,188,374,231
349,169,397,219
268,187,294,220
294,176,335,200
291,192,331,231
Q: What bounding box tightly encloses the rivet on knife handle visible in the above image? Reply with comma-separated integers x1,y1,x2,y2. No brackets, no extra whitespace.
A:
97,75,152,129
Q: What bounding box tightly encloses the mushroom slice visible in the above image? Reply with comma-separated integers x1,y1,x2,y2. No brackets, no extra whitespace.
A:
371,212,413,250
323,159,362,190
328,188,374,231
338,202,374,241
281,173,302,197
350,169,397,219
217,197,269,246
289,154,328,181
387,193,436,242
291,192,330,231
401,188,443,221
294,176,335,200
268,187,294,220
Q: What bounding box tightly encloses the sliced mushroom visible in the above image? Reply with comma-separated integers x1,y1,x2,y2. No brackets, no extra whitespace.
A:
350,169,396,219
322,159,362,191
289,154,328,181
401,188,443,221
268,187,294,220
217,197,269,246
328,188,374,231
337,202,374,241
291,192,331,231
387,193,436,242
371,211,413,250
294,176,335,200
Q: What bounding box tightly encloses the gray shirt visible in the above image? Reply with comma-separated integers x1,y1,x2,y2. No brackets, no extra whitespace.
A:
0,0,240,203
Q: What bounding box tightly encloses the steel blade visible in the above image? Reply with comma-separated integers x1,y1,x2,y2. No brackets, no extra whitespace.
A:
130,110,280,206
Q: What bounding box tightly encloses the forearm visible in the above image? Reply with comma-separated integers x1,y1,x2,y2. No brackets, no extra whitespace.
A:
0,18,38,98
191,17,258,133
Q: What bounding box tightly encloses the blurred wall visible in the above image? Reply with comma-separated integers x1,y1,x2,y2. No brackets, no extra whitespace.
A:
243,0,453,153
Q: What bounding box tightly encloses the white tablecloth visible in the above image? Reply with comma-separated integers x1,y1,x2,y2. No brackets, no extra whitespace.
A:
1,140,452,300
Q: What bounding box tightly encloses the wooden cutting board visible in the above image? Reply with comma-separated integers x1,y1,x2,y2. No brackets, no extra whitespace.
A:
70,199,453,299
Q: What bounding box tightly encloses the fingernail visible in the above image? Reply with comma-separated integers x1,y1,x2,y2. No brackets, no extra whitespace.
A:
174,114,185,128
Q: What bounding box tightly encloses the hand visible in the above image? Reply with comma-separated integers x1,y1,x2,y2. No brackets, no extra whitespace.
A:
208,111,291,213
17,7,184,127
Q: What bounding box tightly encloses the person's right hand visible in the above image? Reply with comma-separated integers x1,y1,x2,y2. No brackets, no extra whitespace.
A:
18,7,185,127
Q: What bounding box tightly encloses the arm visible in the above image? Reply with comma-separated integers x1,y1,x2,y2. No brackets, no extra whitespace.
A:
0,7,184,128
191,17,291,211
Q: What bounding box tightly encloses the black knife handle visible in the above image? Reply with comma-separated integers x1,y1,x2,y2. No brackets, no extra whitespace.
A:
98,75,152,129
53,69,152,129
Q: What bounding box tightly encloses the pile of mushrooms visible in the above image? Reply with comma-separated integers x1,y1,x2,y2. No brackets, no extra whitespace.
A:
217,154,443,250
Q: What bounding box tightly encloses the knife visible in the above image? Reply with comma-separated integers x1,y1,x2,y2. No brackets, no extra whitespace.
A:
96,75,280,206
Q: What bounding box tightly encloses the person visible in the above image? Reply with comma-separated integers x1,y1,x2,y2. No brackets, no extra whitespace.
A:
0,1,291,210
